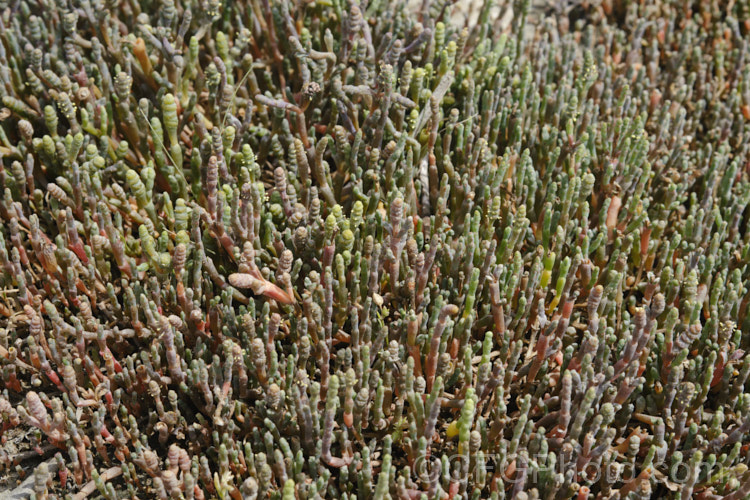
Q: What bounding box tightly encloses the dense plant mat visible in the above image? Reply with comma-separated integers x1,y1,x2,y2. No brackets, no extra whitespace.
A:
1,0,750,498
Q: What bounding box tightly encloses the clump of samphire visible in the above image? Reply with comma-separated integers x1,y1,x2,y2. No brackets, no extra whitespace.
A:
1,0,750,498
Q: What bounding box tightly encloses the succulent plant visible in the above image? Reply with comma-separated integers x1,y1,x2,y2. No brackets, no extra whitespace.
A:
0,0,750,498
